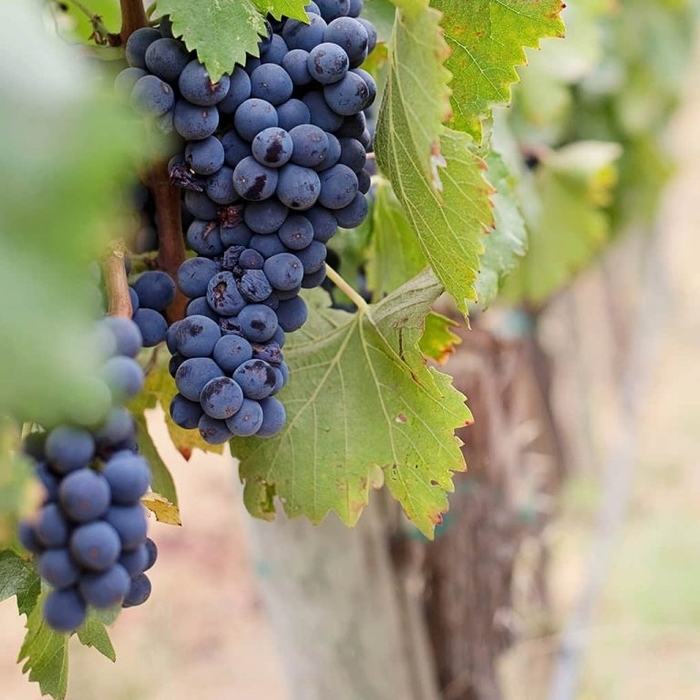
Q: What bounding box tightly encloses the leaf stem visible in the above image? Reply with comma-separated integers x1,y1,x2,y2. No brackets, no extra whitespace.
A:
119,0,149,42
324,264,369,312
103,241,133,319
64,0,119,45
145,160,188,324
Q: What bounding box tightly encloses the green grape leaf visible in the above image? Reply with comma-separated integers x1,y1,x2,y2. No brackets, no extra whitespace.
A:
0,3,143,428
501,141,621,306
474,152,528,307
0,550,41,616
158,0,268,80
432,0,566,141
419,312,462,365
367,178,427,298
18,593,69,700
76,611,116,662
232,270,471,539
363,0,396,43
252,0,309,20
376,123,495,313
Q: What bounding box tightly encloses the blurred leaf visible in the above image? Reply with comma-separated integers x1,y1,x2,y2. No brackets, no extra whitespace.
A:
49,0,121,43
0,550,41,617
142,492,182,526
76,611,116,662
363,0,396,42
419,312,462,365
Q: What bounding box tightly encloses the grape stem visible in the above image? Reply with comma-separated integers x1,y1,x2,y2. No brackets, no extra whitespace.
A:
324,264,369,312
64,0,119,45
119,0,149,42
104,242,133,319
145,161,188,324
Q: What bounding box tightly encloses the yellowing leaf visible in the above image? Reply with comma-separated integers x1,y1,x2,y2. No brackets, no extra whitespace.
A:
419,312,462,365
142,492,182,526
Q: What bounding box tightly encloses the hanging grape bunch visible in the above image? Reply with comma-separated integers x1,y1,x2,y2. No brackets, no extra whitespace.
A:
119,0,377,445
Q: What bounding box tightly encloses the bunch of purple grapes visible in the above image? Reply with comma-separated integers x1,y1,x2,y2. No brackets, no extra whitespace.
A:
18,316,158,632
117,0,377,444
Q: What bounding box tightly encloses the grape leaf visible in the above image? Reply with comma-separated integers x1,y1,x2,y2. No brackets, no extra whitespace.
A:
419,312,462,365
0,2,142,428
473,151,527,307
252,0,309,20
76,611,116,662
158,0,268,80
0,550,41,616
366,178,427,298
142,492,182,526
432,0,566,141
500,141,621,306
363,0,396,43
18,593,69,700
232,269,471,539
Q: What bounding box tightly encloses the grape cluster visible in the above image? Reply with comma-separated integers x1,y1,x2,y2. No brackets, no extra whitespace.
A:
117,0,377,443
18,316,157,633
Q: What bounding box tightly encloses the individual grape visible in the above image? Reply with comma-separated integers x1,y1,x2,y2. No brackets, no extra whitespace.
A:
226,398,264,436
80,564,132,608
277,296,309,332
144,537,158,571
177,257,221,298
185,297,219,322
308,42,349,84
282,49,313,86
318,164,358,209
185,136,225,175
233,360,277,400
105,504,148,550
129,286,140,314
119,544,149,577
244,198,289,233
178,59,230,106
70,521,121,571
289,124,330,168
263,294,281,312
133,308,168,348
324,72,371,116
94,406,137,454
324,17,369,65
302,265,327,288
233,156,279,201
198,414,234,444
175,357,225,402
278,214,314,250
250,63,294,106
263,253,305,291
351,67,377,104
132,271,176,311
272,326,287,348
220,221,253,248
58,468,111,523
207,271,247,316
239,248,265,270
302,91,344,132
357,167,371,194
115,67,148,96
122,573,152,608
234,98,278,141
276,98,311,131
170,393,204,429
46,426,95,474
218,66,252,114
238,304,279,343
357,18,377,55
200,376,245,419
316,132,342,171
43,587,87,633
175,315,222,358
239,269,273,303
101,317,143,359
37,548,80,588
213,335,253,373
102,452,151,505
184,190,220,220
36,503,70,548
251,127,294,168
261,33,289,64
276,164,321,210
335,110,366,140
348,0,364,16
18,520,44,554
221,129,252,168
125,27,161,69
173,100,219,140
307,205,339,242
282,13,328,52
338,137,366,172
35,463,60,502
101,356,145,401
187,219,225,257
144,38,191,83
316,0,351,21
250,233,287,258
257,397,287,437
271,366,286,393
130,75,175,117
295,240,327,274
335,191,369,228
205,166,238,204
252,341,283,365
221,244,246,271
305,0,321,12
